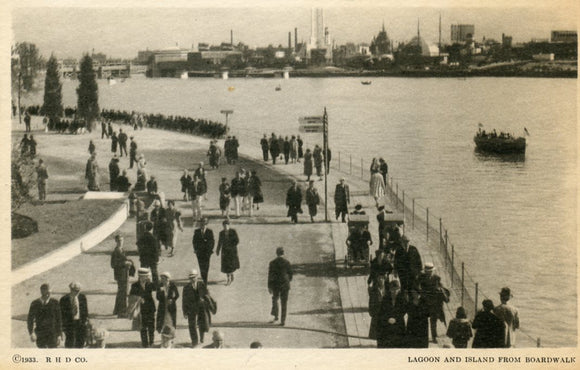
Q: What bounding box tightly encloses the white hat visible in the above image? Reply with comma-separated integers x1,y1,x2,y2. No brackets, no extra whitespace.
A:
160,272,171,279
138,267,151,276
424,262,434,271
188,269,199,278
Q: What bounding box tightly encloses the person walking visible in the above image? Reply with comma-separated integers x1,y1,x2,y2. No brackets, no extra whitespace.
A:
370,171,386,207
303,148,313,182
24,111,32,132
190,176,204,222
376,279,407,348
85,152,101,191
156,272,179,333
118,129,128,157
108,155,120,191
164,200,183,257
111,234,132,318
218,177,231,217
290,135,298,164
116,169,131,192
59,282,89,348
180,169,192,201
268,247,293,326
368,274,386,341
110,131,118,154
29,135,37,156
137,221,160,287
494,287,520,348
419,263,450,343
193,218,215,285
323,147,331,175
404,290,430,348
305,180,320,222
88,140,96,155
334,178,350,223
286,180,302,224
194,162,208,209
446,306,473,348
216,219,240,286
247,170,263,216
101,120,108,139
27,283,62,348
394,235,423,295
230,171,246,217
182,269,211,347
313,145,323,179
129,137,138,169
269,133,279,165
379,158,389,187
472,299,504,348
36,158,49,201
129,268,156,348
260,134,269,161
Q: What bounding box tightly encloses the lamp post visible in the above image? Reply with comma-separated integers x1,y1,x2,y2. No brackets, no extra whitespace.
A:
323,107,329,222
220,110,234,132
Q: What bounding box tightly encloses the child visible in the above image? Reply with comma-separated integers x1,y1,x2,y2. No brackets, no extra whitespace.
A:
446,306,473,348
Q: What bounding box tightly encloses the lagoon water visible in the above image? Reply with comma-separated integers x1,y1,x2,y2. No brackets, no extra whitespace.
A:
28,76,577,346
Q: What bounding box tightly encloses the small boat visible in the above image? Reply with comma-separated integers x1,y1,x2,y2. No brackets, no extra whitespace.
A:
275,85,282,91
361,81,372,85
474,130,526,154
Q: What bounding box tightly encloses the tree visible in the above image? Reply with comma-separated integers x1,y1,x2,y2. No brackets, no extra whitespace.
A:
11,42,43,123
77,54,99,131
42,54,63,125
11,149,36,211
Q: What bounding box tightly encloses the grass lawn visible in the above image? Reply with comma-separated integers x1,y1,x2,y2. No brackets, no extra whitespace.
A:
11,199,125,269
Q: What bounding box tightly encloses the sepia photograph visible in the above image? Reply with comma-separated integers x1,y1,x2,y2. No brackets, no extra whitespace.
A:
3,0,578,367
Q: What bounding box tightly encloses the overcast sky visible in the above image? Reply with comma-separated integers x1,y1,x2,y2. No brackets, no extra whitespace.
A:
11,2,578,59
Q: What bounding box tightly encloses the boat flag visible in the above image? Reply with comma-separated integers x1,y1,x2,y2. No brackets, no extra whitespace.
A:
524,127,530,136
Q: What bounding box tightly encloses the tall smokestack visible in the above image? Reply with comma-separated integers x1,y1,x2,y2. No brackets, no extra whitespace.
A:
295,28,298,51
288,32,292,49
230,30,233,45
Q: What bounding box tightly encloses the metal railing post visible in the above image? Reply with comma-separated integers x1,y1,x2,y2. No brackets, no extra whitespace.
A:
439,218,443,251
338,151,341,172
461,262,465,307
451,244,455,288
396,183,399,209
412,198,415,229
349,155,352,175
475,282,479,315
361,158,364,180
444,230,449,270
426,207,429,242
402,190,405,233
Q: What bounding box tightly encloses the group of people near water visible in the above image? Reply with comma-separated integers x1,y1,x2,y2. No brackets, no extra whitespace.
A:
476,128,517,139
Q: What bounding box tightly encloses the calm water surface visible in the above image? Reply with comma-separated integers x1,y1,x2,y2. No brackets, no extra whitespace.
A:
29,76,577,346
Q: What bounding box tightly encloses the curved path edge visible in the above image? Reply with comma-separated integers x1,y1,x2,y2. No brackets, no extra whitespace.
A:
11,200,129,286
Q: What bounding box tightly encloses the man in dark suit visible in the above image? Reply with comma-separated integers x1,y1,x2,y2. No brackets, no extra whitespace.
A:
268,247,293,326
137,221,160,286
182,269,210,347
334,178,350,222
285,180,302,223
27,283,62,348
118,129,128,157
193,218,215,285
59,282,89,348
394,235,423,295
260,134,269,161
129,268,157,348
129,136,138,169
108,155,120,191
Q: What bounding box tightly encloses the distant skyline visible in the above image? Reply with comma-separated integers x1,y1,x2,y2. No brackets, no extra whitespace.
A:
12,5,578,59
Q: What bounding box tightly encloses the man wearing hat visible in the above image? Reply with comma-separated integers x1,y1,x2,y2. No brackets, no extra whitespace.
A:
394,234,423,295
193,218,215,285
182,269,211,347
85,152,100,191
59,282,89,348
305,180,320,222
116,169,131,192
108,155,120,191
268,247,293,326
27,283,62,348
137,221,160,286
334,178,350,223
419,262,449,343
129,136,137,169
285,180,303,224
111,234,132,318
129,267,156,348
260,134,269,162
494,287,520,348
118,128,128,157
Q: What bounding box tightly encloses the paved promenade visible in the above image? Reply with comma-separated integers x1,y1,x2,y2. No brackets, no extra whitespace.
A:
12,116,479,349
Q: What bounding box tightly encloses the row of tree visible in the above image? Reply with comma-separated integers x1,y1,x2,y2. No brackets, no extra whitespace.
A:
12,42,100,131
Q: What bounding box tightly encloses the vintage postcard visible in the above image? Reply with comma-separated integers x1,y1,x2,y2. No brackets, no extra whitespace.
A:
2,0,578,368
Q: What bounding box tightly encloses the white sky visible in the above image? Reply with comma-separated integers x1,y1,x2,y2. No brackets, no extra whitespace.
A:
10,1,578,59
